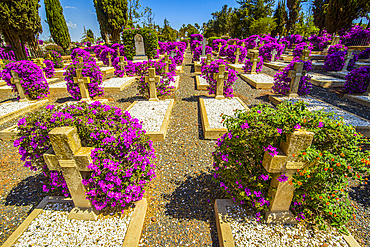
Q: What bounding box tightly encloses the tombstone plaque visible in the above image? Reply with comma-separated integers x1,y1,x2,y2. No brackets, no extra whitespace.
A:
271,49,277,62
287,62,305,97
133,34,148,61
145,68,160,102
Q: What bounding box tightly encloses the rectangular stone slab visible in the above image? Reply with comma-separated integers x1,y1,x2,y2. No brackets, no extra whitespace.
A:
309,72,346,88
239,73,274,89
195,75,209,91
344,95,370,108
0,124,18,141
264,62,288,71
194,61,202,74
226,64,244,73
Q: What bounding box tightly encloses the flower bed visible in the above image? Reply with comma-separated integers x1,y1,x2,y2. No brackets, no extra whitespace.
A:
343,66,370,94
259,43,285,61
43,60,55,78
243,56,263,73
43,50,63,68
223,45,247,64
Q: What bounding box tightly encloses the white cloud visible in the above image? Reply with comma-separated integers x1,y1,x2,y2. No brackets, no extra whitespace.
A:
67,21,77,29
65,6,76,9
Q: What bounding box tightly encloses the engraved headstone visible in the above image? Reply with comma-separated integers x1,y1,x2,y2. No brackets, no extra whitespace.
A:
287,62,305,97
214,64,228,100
271,49,277,62
10,71,29,102
73,69,91,101
145,68,160,101
133,34,148,61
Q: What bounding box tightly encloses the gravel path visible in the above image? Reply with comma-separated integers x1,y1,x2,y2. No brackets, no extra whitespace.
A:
0,51,368,246
0,101,34,117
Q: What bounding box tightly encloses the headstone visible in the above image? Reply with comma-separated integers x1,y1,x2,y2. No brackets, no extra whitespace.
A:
133,34,148,61
78,57,84,64
163,55,171,73
43,126,98,221
250,51,259,74
117,48,120,57
201,39,207,56
117,56,127,77
234,48,241,64
271,49,277,62
107,52,112,67
73,69,91,101
287,62,305,97
341,49,354,72
262,130,315,224
255,37,260,47
331,36,340,46
214,64,228,100
0,59,5,70
206,53,212,65
300,48,310,61
145,68,160,102
10,71,29,102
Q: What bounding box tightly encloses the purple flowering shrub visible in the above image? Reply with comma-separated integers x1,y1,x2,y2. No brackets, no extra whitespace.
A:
158,41,168,55
2,60,49,100
71,48,91,60
43,60,55,78
190,34,203,42
212,39,227,51
272,58,313,95
243,56,263,73
136,60,176,98
308,30,332,51
323,51,346,71
201,59,237,97
111,43,125,58
43,50,63,68
193,46,212,61
224,45,247,64
245,35,262,49
190,40,201,52
99,46,115,66
14,101,156,211
219,44,228,56
259,42,285,61
343,66,370,94
280,34,303,49
358,48,370,59
341,25,370,41
112,56,133,77
327,44,347,55
213,100,369,229
0,45,16,61
292,42,314,58
227,38,239,45
63,56,104,100
261,35,278,44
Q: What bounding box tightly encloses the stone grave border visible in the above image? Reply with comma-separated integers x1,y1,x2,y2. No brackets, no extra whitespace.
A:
239,73,274,89
268,95,370,137
0,80,6,87
0,99,48,126
199,97,249,140
195,75,209,91
226,64,244,73
169,76,180,91
103,77,136,93
194,61,202,74
176,65,184,75
310,76,345,88
263,62,287,71
214,199,361,247
344,94,370,108
125,99,174,141
1,196,147,247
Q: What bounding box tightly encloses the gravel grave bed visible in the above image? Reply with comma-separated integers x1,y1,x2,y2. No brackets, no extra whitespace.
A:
312,62,324,66
280,96,370,127
199,76,209,86
101,77,134,88
49,81,67,88
13,202,133,247
267,61,288,66
241,73,274,83
230,64,244,68
0,101,35,117
225,205,349,247
354,95,370,102
203,98,247,129
128,100,171,132
100,66,114,72
308,72,346,82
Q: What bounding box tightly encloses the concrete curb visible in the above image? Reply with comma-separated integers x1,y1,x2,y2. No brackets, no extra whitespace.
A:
239,73,274,89
195,75,209,91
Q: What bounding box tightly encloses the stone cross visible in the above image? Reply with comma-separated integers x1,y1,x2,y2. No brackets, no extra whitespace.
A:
341,49,354,72
287,62,305,97
234,48,241,64
271,49,277,62
73,69,91,101
34,58,46,69
214,64,228,100
331,36,340,46
10,71,29,102
163,55,171,73
206,53,212,65
78,57,84,64
43,126,98,221
0,59,5,70
218,43,222,54
300,48,310,61
201,39,207,56
250,51,259,74
145,68,160,102
117,48,120,57
118,56,127,77
107,51,112,67
46,53,52,61
255,37,260,47
262,130,315,224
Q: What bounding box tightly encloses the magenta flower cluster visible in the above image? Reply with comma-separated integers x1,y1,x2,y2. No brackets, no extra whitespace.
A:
358,48,370,59
0,45,16,61
259,42,285,61
280,34,303,49
292,42,313,58
341,25,370,41
14,101,156,211
99,46,116,66
323,51,346,71
193,45,212,61
244,35,262,49
43,50,63,68
243,56,263,73
2,60,50,100
343,66,370,94
212,39,227,51
111,43,125,58
308,30,332,51
223,45,247,64
43,59,55,78
272,58,313,96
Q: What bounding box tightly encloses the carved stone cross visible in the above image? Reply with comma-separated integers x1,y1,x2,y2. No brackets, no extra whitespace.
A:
10,71,29,102
163,55,171,73
145,68,160,102
214,64,228,100
341,49,354,72
287,62,306,97
300,48,310,61
43,126,98,221
262,130,315,224
271,49,277,62
255,37,260,47
34,58,46,69
78,57,84,64
73,69,91,101
250,51,259,74
107,51,112,67
118,56,127,77
46,53,53,61
201,39,207,56
331,36,340,46
218,43,222,54
0,59,5,70
206,53,212,65
234,48,241,64
116,48,120,57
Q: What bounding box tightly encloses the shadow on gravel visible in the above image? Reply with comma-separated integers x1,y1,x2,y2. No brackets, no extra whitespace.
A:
163,172,226,247
55,96,75,104
181,95,205,140
4,173,47,207
117,95,146,103
348,180,370,209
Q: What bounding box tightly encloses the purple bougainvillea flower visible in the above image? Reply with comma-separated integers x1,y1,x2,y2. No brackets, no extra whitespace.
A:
318,122,324,128
294,123,301,130
277,128,282,134
277,174,289,183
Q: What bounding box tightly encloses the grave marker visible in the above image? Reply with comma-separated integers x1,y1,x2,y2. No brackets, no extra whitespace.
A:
107,51,112,67
201,39,207,56
341,50,354,72
218,43,222,54
0,59,5,70
262,130,315,224
206,53,212,65
118,56,127,77
234,47,241,64
145,68,160,102
255,37,260,47
43,126,98,220
46,53,53,61
163,55,171,73
117,47,120,57
300,48,310,61
10,71,29,102
73,68,91,101
133,34,147,61
287,62,305,97
271,49,277,62
214,64,228,100
250,51,259,74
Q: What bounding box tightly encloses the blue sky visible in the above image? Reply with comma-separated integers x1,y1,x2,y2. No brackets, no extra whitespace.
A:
39,0,241,42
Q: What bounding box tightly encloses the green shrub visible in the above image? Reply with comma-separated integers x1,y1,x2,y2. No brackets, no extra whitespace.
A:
121,28,158,60
207,36,221,46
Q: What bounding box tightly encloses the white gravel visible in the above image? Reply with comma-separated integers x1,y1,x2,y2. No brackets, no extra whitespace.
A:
312,62,324,66
308,73,346,82
128,100,171,132
49,81,67,88
241,74,274,83
225,205,349,247
101,77,133,88
14,202,133,247
199,76,209,86
100,66,114,72
203,98,247,129
230,64,244,68
176,66,182,71
267,61,288,67
280,96,370,127
0,101,34,117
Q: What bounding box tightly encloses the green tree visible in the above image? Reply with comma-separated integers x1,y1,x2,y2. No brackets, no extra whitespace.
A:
312,0,328,33
186,24,199,36
271,0,287,36
44,0,70,52
212,5,233,36
249,17,277,35
160,18,177,41
0,0,43,60
286,0,302,34
93,0,128,43
295,13,319,36
81,26,95,43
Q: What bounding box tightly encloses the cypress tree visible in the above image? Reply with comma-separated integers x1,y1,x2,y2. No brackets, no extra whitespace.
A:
312,0,328,33
44,0,71,52
286,0,302,34
93,0,128,43
272,0,287,36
